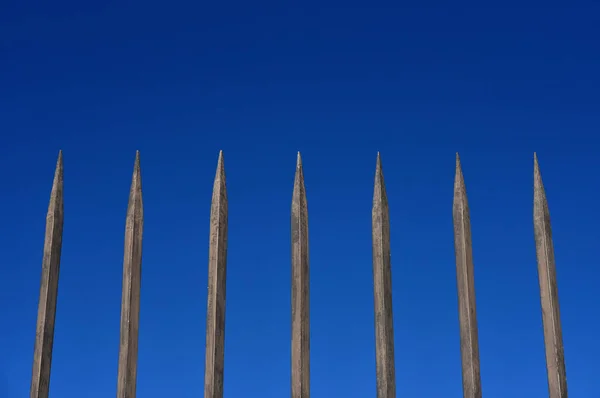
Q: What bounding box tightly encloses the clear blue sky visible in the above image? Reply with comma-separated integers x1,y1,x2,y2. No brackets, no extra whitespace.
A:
1,1,599,397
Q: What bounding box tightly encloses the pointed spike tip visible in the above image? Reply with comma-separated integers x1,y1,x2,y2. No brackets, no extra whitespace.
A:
293,152,305,192
55,150,63,172
215,150,226,181
454,153,465,194
373,152,386,203
455,153,463,176
533,152,544,190
132,152,141,184
130,151,142,191
52,150,64,190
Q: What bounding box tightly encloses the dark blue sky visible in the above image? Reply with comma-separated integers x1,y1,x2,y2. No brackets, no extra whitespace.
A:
1,1,599,397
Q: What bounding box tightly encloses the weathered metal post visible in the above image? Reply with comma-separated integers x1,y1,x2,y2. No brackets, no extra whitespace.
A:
116,151,144,398
533,153,568,398
452,154,482,398
291,152,310,398
204,151,229,398
371,153,396,398
30,151,64,398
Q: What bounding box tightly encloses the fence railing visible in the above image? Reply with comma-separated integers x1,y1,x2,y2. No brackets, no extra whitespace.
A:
28,151,567,398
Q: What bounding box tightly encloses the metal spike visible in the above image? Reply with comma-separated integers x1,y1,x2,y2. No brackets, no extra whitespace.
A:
116,151,144,398
452,153,482,398
291,152,310,398
30,151,64,398
204,150,229,398
372,152,396,398
533,153,568,398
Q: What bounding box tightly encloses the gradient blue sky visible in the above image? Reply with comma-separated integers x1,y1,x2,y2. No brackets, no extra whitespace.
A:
1,1,599,397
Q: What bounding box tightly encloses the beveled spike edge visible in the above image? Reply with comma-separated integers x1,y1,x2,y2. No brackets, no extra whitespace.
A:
291,155,310,398
30,151,65,398
372,153,396,398
204,151,229,398
452,158,482,398
116,153,144,398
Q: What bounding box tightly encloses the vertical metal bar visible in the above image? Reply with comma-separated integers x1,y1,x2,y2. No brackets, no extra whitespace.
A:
116,151,144,398
533,153,568,398
372,153,396,398
30,151,64,398
204,151,229,398
452,154,482,398
291,152,310,398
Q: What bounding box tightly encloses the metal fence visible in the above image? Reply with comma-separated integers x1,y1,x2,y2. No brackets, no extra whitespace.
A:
28,151,567,398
